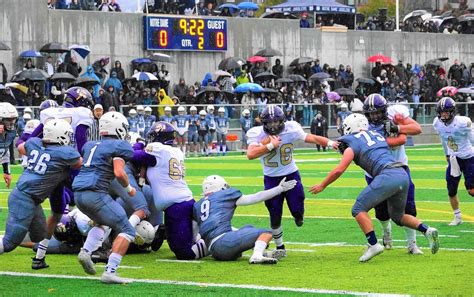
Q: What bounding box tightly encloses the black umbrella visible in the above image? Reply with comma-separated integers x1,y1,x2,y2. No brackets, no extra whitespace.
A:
262,88,278,93
254,71,278,81
275,78,293,84
288,74,307,82
50,72,76,82
149,53,175,63
255,48,283,57
12,69,50,82
218,57,245,70
0,41,11,51
40,42,69,53
261,11,298,19
289,57,313,67
309,73,331,81
196,86,221,98
73,76,100,87
458,14,474,23
356,78,375,85
335,88,356,96
426,59,443,66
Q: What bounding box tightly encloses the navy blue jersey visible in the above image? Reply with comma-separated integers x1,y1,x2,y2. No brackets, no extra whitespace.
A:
339,130,397,177
16,138,80,202
193,188,242,243
72,139,133,193
198,118,209,132
187,114,199,132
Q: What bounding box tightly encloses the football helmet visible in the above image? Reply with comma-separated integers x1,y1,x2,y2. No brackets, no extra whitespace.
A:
129,109,137,117
0,102,19,131
43,119,74,145
54,215,81,243
199,110,207,117
436,97,456,125
218,107,225,114
24,119,41,134
134,221,155,245
260,105,285,136
144,106,152,115
342,113,368,135
190,106,197,113
137,105,145,114
23,113,32,121
164,106,172,114
128,132,144,144
363,93,387,125
39,99,59,111
64,87,94,109
202,175,230,196
99,111,129,140
178,106,186,115
24,107,33,114
146,121,176,145
207,105,215,114
242,109,250,117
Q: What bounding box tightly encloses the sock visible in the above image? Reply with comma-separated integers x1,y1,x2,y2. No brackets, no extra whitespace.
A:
83,226,105,254
417,223,429,234
105,252,122,274
35,239,50,259
128,215,141,228
379,220,391,235
272,227,284,248
0,237,4,254
365,231,378,246
191,239,208,259
404,227,416,245
252,240,268,258
222,144,227,154
182,146,186,154
454,209,461,219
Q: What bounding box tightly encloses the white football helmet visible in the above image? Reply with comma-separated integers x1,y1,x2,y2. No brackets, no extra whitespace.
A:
177,106,185,115
23,107,33,114
99,111,129,140
43,119,74,145
206,105,215,113
137,105,145,114
164,106,172,113
23,113,32,121
144,106,152,115
342,113,368,135
340,103,348,111
134,221,155,245
129,109,137,117
218,107,225,114
199,110,207,116
242,109,250,116
0,102,19,131
24,119,41,134
202,175,230,196
190,106,197,112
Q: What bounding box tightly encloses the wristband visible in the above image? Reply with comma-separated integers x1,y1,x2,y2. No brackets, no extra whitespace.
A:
2,163,10,175
266,142,275,151
327,140,335,147
125,184,133,193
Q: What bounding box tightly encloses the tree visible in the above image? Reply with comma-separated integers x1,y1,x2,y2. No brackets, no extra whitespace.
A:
357,0,399,17
256,0,287,17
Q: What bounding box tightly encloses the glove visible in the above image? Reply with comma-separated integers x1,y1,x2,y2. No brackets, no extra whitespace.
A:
278,177,297,192
384,120,400,136
338,141,349,154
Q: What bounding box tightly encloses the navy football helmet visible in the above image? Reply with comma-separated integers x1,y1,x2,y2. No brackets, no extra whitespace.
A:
64,87,94,109
54,215,81,243
363,93,387,125
146,121,176,145
436,97,456,125
260,105,285,135
39,99,59,111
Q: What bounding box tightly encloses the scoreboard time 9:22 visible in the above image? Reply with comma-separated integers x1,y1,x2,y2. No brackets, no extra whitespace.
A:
144,16,228,52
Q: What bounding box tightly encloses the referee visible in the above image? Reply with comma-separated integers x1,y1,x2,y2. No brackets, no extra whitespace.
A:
89,104,103,141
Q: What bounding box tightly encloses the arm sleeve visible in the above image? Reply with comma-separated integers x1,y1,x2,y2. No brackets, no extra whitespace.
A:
132,149,157,167
17,123,44,148
236,186,282,206
75,124,89,153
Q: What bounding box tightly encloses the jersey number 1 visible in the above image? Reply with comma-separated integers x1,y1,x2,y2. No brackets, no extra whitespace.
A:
84,145,98,167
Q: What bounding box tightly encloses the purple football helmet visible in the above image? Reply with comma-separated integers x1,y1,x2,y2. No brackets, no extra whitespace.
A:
436,97,456,124
39,99,59,111
54,215,81,243
260,105,285,135
64,87,94,109
146,121,176,145
363,93,387,125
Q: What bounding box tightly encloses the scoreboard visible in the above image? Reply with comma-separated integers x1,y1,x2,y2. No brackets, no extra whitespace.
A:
144,16,228,52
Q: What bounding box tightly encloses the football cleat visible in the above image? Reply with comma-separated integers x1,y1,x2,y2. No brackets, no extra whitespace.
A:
382,232,393,250
31,257,49,270
78,248,96,275
101,272,132,284
408,242,424,255
151,225,167,252
359,243,384,262
448,217,462,226
424,227,440,254
249,256,278,265
91,248,110,264
263,249,287,260
294,216,304,227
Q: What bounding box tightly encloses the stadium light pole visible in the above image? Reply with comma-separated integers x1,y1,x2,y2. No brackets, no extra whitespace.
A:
395,0,401,31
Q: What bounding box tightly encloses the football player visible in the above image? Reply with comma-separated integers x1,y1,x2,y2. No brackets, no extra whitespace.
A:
160,106,174,123
144,106,156,136
363,94,424,254
173,106,189,154
145,122,207,260
186,106,199,157
73,111,136,284
433,97,473,226
216,107,229,156
194,175,297,264
246,105,337,255
127,109,138,133
240,109,252,152
206,105,217,155
198,110,209,156
309,113,439,262
0,102,18,188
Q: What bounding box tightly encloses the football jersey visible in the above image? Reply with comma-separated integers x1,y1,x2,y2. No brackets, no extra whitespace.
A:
206,114,216,130
198,118,208,132
72,139,134,193
159,115,174,124
128,117,138,133
246,121,307,177
173,115,189,135
40,107,93,130
216,116,229,134
146,142,193,210
339,130,398,177
187,114,199,132
193,188,242,245
0,130,16,162
16,137,80,203
144,115,156,135
240,116,252,132
433,116,473,159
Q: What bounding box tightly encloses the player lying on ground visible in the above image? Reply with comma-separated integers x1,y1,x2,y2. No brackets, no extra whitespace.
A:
194,175,297,264
309,113,440,262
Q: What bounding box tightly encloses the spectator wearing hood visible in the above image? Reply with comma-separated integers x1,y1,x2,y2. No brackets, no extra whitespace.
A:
272,59,283,78
157,89,174,117
111,60,125,81
81,65,101,100
67,56,82,78
236,71,250,85
173,78,189,101
448,59,463,83
201,73,213,87
104,71,123,95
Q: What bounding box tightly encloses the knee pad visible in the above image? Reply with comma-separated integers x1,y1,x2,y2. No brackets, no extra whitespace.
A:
118,232,135,243
351,202,363,218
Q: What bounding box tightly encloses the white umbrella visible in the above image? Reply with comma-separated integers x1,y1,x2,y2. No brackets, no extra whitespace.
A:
132,72,158,81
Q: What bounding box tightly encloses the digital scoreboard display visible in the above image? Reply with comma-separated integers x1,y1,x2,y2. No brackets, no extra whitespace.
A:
144,16,228,52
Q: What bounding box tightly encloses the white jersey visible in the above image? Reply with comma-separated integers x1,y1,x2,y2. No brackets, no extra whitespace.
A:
68,208,93,236
433,115,473,159
146,142,193,210
387,104,410,165
246,121,307,177
40,107,94,131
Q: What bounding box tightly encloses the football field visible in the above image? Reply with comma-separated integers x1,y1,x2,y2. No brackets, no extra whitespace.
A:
0,144,473,296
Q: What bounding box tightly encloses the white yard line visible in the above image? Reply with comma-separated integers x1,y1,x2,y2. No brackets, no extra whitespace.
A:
95,264,142,269
0,271,409,297
156,259,204,264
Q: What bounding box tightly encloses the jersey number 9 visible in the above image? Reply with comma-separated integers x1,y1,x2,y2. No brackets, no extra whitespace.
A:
200,200,210,221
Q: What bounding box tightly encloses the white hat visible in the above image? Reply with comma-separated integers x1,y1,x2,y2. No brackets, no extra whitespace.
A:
94,104,103,110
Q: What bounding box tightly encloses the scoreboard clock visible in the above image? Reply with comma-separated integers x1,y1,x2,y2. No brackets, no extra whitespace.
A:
144,16,228,52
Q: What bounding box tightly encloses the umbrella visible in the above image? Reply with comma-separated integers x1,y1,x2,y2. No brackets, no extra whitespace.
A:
254,72,278,81
326,91,341,102
73,76,100,87
94,56,110,66
218,57,245,70
20,50,43,58
149,53,175,63
275,78,293,84
50,72,76,82
5,82,28,94
436,86,458,97
309,73,330,80
261,11,298,19
262,88,278,93
288,74,307,82
255,48,283,57
367,54,391,63
356,78,375,85
289,57,313,67
132,72,158,81
196,86,221,98
403,10,431,22
458,14,474,23
218,3,239,12
12,69,49,81
237,1,259,11
426,59,443,67
69,44,91,60
334,88,356,96
457,87,474,94
214,70,232,78
0,41,11,51
40,42,68,53
132,58,152,64
247,56,267,64
234,83,264,93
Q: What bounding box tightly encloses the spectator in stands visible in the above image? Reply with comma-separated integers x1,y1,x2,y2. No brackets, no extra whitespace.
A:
44,55,55,95
111,60,125,81
104,71,123,95
220,7,232,17
310,111,328,151
66,56,82,78
23,58,35,70
31,84,43,107
203,3,214,16
106,85,120,111
448,59,463,83
395,60,407,83
183,86,197,105
272,59,283,78
157,89,174,117
55,0,67,9
69,0,81,9
158,64,171,93
81,65,101,100
201,73,213,87
311,59,322,73
300,12,310,28
98,0,121,12
173,78,188,101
